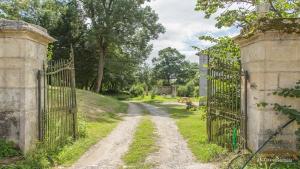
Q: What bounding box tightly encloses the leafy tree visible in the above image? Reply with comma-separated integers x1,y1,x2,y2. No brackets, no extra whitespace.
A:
0,0,68,31
0,0,165,95
0,0,30,19
195,0,300,28
176,62,198,85
135,64,153,95
49,1,93,90
101,45,139,93
80,0,165,93
196,36,240,60
152,47,190,86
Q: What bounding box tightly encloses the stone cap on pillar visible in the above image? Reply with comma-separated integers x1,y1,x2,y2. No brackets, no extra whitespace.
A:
234,18,300,47
0,19,56,45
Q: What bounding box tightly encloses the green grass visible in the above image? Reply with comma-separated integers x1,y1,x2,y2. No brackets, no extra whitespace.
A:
131,95,200,103
0,140,21,160
135,98,300,167
122,115,157,169
0,89,128,168
76,89,128,121
55,122,119,165
166,105,225,162
145,101,225,162
55,89,128,166
131,95,178,102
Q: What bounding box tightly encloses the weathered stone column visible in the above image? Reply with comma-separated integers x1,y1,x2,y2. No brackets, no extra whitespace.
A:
235,19,300,153
0,19,55,153
198,54,208,97
198,54,208,106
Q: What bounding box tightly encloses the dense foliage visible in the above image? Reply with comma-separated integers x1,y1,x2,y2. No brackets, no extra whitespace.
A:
152,47,187,85
196,36,240,60
129,84,145,97
195,0,300,29
80,0,165,92
152,47,198,86
177,74,200,97
0,139,20,160
0,0,165,94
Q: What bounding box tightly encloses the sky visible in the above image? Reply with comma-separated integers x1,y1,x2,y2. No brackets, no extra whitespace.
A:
147,0,240,63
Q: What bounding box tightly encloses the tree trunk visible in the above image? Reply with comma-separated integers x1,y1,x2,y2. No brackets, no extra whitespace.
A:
94,44,106,93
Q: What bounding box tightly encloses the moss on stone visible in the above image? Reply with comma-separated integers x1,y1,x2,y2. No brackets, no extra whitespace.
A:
240,18,300,38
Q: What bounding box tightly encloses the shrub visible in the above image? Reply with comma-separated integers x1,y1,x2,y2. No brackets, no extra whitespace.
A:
1,143,52,169
177,85,194,97
0,139,20,159
151,92,156,99
22,146,51,169
177,81,199,97
129,84,144,97
193,86,200,97
77,112,87,138
177,85,188,97
186,81,195,97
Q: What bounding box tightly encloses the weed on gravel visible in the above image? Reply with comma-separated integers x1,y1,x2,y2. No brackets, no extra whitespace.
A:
122,115,157,169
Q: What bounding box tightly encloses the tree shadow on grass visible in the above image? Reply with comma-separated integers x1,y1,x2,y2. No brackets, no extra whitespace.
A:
143,101,196,119
164,105,195,119
86,112,123,123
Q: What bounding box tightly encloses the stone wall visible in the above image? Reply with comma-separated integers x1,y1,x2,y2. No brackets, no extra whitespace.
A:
0,19,54,153
236,28,300,152
157,86,176,96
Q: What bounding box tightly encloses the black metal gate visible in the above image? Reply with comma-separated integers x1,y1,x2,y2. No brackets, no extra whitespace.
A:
207,56,247,151
37,53,77,149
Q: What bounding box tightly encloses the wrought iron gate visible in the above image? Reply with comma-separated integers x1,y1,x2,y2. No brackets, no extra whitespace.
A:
207,56,247,151
37,55,77,149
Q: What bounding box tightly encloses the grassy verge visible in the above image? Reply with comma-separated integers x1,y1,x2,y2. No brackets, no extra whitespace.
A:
122,114,157,169
165,105,225,162
144,102,300,168
144,101,225,162
56,89,128,166
55,120,119,166
0,89,128,168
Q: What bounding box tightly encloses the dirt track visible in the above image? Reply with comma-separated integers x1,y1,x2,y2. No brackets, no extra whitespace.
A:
142,103,217,169
70,103,142,169
70,102,217,169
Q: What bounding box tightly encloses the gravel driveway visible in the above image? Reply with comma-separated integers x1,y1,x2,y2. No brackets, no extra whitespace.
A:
70,103,217,169
142,103,217,169
70,103,142,169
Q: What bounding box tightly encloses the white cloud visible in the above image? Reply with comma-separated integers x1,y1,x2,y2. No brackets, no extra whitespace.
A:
146,0,239,64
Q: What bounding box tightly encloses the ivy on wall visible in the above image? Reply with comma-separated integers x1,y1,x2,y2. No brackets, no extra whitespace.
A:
273,81,300,138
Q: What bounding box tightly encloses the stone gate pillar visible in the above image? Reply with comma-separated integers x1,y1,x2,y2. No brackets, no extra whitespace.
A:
235,19,300,153
198,54,208,106
199,54,208,97
0,19,55,153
